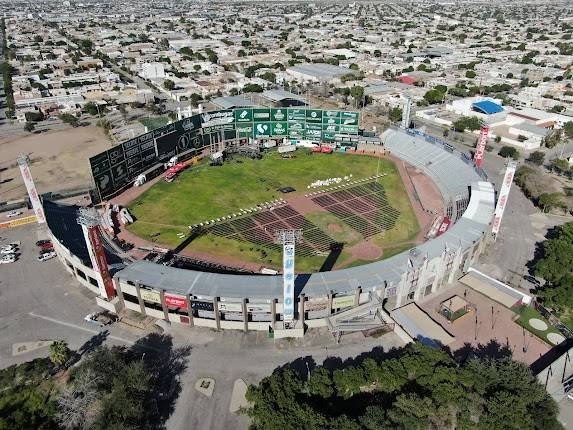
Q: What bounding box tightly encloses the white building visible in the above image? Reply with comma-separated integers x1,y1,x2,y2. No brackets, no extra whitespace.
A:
140,63,166,79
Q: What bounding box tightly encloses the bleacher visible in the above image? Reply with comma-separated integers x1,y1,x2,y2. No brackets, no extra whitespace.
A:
384,129,480,220
43,200,124,270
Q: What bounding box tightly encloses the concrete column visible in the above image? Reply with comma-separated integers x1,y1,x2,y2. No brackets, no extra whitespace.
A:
187,295,194,327
298,294,305,326
354,287,361,306
159,290,169,322
135,283,146,315
271,299,277,327
114,278,125,309
328,293,334,314
242,298,248,333
213,297,221,330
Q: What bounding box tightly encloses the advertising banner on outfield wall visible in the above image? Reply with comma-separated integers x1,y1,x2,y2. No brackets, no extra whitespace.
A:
140,289,161,303
165,294,188,310
218,302,243,312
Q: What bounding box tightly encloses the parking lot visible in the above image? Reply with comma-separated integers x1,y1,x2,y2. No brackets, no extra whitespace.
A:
0,223,141,367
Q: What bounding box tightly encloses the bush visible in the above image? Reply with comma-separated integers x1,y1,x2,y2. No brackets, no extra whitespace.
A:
498,145,520,160
453,116,481,132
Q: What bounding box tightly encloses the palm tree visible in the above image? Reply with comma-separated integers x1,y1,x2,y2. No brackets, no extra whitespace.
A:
50,340,71,366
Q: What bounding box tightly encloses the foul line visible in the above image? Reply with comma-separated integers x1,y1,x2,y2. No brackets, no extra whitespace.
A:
28,312,134,345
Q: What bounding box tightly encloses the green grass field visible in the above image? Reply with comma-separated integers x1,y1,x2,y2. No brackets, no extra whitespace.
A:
127,150,420,272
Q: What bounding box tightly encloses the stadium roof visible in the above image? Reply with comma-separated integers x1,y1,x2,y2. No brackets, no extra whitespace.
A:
287,63,359,80
261,89,307,103
472,100,504,115
211,96,256,110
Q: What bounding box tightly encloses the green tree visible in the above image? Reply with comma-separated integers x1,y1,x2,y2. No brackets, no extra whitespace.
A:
59,113,79,127
538,192,565,213
527,151,545,166
465,70,476,78
163,79,175,90
498,145,520,160
388,106,403,123
83,101,100,116
49,340,71,366
453,116,481,132
24,122,35,133
550,158,570,174
243,83,263,93
564,121,573,139
350,85,364,108
423,87,447,104
24,111,44,122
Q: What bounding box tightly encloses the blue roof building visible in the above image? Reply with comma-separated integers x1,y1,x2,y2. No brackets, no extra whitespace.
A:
472,100,504,115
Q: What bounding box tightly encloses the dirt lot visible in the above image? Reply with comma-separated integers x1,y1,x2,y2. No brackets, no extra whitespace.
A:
0,126,111,202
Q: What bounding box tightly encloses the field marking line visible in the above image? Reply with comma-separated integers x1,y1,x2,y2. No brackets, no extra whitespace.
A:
28,312,134,344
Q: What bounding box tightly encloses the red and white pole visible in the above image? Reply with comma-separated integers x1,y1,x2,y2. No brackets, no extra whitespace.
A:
474,126,489,168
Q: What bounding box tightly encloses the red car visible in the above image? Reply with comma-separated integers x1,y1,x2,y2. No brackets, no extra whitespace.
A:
38,242,54,250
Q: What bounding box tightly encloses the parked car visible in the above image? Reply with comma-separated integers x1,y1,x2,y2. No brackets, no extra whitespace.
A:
37,251,56,262
5,211,22,218
39,248,54,255
0,246,17,254
36,239,51,246
0,255,16,264
38,242,54,250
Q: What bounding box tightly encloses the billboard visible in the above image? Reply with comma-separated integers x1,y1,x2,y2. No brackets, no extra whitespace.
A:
492,161,517,237
474,126,489,168
282,243,295,322
89,108,361,199
165,293,188,310
140,288,161,303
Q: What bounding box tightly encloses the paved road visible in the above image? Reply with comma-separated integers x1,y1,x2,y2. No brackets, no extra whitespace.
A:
165,326,405,430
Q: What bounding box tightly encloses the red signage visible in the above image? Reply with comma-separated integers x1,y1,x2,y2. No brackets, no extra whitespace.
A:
165,294,188,310
436,217,451,236
473,127,489,168
87,226,115,299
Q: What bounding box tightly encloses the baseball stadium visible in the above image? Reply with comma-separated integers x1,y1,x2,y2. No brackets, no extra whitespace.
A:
39,106,496,339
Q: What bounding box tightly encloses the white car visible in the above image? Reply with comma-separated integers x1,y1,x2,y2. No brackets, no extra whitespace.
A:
0,247,17,254
37,251,56,262
5,211,22,218
0,255,16,264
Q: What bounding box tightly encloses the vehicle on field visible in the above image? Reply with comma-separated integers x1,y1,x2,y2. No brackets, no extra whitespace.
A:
37,251,56,262
6,211,22,218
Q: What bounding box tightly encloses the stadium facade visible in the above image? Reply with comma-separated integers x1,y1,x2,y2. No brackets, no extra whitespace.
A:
42,109,495,336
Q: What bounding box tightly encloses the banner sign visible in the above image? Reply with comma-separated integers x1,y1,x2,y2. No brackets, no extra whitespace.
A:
18,158,45,224
165,293,188,310
0,215,37,229
492,161,517,236
218,302,243,312
474,126,489,168
283,243,295,322
332,295,355,309
84,226,115,299
140,288,161,303
234,108,253,123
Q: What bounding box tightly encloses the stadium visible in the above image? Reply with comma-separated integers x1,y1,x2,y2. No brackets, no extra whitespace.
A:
41,107,495,338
